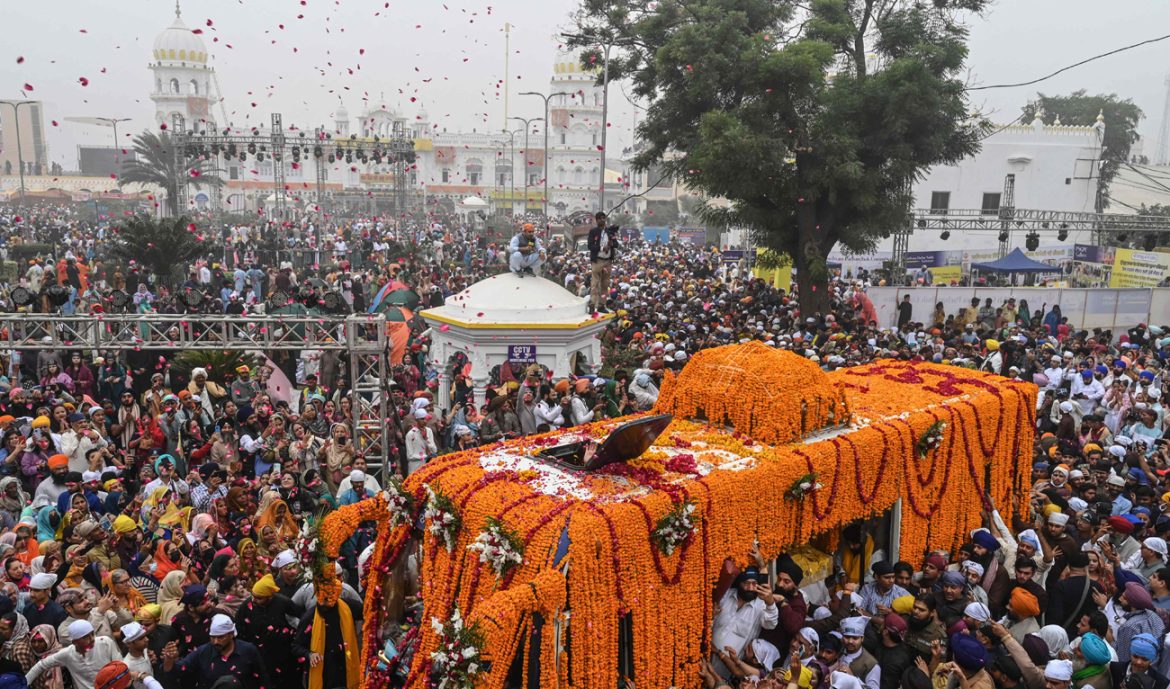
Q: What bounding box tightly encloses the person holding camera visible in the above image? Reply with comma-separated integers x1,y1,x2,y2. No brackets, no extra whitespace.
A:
587,212,619,314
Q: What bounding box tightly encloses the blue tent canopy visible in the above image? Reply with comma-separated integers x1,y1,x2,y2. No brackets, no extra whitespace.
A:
971,248,1057,273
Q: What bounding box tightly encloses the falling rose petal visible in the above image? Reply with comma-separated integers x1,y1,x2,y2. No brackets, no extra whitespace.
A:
78,77,89,86
22,83,33,92
16,57,24,64
439,324,450,332
51,120,58,127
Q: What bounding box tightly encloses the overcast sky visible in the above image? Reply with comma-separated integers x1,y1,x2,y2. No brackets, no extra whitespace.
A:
2,0,1168,168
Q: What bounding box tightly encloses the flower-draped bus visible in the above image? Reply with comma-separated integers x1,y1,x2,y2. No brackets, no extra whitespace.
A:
318,341,1035,689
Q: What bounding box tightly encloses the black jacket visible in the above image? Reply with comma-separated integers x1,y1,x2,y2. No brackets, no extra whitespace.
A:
588,225,619,262
1111,662,1170,689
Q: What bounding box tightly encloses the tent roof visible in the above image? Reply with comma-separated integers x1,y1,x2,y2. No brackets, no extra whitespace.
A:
971,248,1057,273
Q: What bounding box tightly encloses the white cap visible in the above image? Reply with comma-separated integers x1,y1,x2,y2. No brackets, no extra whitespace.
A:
1116,435,1134,446
1045,659,1073,682
271,549,297,570
209,614,236,637
121,621,147,643
963,602,991,622
29,573,56,590
1107,475,1126,487
67,619,94,641
1059,401,1074,413
1109,446,1127,458
1144,537,1169,558
349,469,366,483
414,408,429,419
1048,512,1070,526
840,616,867,637
81,471,101,483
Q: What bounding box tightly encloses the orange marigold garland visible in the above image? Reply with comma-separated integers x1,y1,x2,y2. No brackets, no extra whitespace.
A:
352,350,1039,689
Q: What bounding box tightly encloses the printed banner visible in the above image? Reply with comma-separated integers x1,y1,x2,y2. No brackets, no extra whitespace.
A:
1109,248,1170,288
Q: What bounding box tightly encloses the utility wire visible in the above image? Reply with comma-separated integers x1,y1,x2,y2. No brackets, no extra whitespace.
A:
966,33,1170,91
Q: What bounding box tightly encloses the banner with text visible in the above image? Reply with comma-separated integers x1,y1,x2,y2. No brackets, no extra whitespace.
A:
1109,249,1170,288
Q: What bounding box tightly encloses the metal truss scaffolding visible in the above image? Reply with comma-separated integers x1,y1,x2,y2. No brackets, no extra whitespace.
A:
910,207,1170,233
170,113,415,220
0,313,391,477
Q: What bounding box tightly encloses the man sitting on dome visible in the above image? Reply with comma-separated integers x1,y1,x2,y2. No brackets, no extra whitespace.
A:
508,224,546,277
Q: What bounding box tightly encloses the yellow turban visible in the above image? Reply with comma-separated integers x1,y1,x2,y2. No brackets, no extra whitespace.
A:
892,595,915,615
31,416,50,429
986,339,1000,351
135,604,162,621
1043,504,1062,517
252,574,280,597
113,515,137,534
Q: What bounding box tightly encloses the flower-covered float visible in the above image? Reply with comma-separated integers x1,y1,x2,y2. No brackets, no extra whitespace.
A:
315,341,1036,689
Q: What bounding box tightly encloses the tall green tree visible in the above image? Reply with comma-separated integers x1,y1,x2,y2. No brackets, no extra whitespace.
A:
106,215,207,284
118,130,223,217
1021,91,1142,211
570,0,989,312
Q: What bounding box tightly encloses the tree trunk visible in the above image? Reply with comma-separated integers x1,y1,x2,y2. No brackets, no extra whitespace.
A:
793,209,832,317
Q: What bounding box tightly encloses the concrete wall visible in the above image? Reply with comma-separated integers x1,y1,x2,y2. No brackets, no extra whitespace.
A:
866,287,1168,331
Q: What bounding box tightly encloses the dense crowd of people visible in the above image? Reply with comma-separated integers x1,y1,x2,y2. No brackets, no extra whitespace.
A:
0,204,1166,689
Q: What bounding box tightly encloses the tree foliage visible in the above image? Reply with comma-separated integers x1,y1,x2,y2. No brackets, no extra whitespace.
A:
1021,91,1142,211
569,0,989,312
106,215,207,284
118,130,223,216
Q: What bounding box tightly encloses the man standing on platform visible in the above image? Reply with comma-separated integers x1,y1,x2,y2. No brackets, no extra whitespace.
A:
588,212,618,314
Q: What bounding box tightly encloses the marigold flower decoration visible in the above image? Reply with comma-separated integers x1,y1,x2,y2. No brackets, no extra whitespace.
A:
376,349,1036,689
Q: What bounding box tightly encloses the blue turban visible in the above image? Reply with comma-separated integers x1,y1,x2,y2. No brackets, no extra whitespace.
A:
1129,467,1150,486
940,571,967,589
1131,633,1160,661
951,633,987,671
1079,633,1111,665
0,674,28,689
972,530,999,553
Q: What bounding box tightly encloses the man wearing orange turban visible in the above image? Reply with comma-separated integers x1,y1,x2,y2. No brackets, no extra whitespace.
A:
1005,588,1041,642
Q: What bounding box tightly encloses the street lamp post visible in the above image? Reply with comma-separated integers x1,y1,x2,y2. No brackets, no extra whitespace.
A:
519,91,573,220
500,127,523,217
508,116,543,217
598,42,612,213
0,100,36,205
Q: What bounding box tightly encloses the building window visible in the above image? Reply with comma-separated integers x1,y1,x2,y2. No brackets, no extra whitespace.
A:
929,191,950,215
190,80,199,95
170,79,180,94
466,159,483,186
441,169,449,183
981,193,1001,216
229,167,239,180
560,133,566,145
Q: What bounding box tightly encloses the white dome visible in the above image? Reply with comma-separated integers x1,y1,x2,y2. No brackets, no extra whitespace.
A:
153,13,208,65
422,272,604,326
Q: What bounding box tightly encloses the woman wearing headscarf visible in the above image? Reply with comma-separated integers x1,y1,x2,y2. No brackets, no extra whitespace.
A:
28,625,63,689
156,570,188,625
204,552,240,596
150,539,183,584
256,525,282,561
0,478,28,527
1037,624,1071,660
319,423,356,493
255,494,300,544
234,538,266,588
33,508,57,545
140,487,191,535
